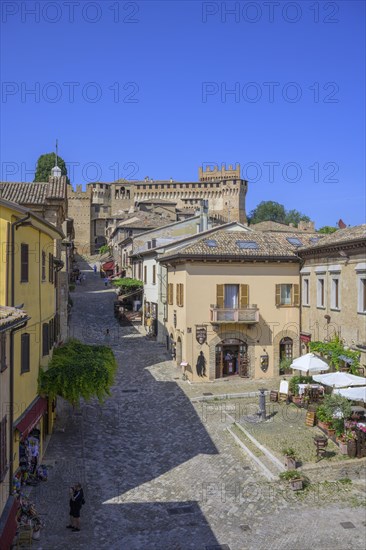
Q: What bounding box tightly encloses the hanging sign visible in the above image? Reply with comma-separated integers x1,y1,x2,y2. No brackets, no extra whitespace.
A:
196,326,207,345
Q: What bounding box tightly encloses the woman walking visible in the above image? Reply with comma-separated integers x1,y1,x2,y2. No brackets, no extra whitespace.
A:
66,483,85,532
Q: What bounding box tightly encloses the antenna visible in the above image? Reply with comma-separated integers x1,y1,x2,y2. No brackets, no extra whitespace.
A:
55,138,58,167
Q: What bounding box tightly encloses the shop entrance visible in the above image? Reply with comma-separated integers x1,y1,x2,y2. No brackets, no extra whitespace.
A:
215,339,249,378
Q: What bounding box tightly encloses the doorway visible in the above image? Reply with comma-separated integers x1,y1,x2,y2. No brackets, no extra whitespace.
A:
215,339,249,378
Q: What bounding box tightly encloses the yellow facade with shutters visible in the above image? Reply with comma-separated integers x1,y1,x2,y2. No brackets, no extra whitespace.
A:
0,200,62,471
165,262,301,382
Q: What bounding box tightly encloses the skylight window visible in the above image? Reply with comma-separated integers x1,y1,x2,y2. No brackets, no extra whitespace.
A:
205,239,218,247
236,240,259,249
309,237,320,243
286,237,303,246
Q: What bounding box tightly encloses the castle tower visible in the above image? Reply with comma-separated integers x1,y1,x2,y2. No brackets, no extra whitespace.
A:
67,184,92,254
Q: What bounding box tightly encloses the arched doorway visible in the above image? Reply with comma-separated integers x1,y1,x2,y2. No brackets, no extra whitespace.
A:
215,339,248,378
176,337,182,366
280,337,293,362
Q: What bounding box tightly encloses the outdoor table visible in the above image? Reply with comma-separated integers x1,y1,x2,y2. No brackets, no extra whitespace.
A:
351,406,366,413
298,384,324,397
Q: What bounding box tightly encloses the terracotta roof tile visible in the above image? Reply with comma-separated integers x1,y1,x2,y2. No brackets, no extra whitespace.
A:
301,225,366,250
0,305,28,330
0,180,67,205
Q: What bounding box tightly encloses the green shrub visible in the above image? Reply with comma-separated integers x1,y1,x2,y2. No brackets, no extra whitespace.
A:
69,284,75,292
289,375,313,395
279,470,302,481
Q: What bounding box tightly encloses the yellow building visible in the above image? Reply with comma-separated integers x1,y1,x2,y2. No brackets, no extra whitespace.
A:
160,227,317,382
0,198,63,544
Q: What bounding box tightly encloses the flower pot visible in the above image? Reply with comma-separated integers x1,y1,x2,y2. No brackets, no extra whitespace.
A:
347,439,357,458
317,421,330,431
290,479,303,491
284,456,297,470
326,429,336,437
338,441,348,455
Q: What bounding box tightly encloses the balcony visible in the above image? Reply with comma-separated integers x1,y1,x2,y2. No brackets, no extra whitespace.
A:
210,305,259,324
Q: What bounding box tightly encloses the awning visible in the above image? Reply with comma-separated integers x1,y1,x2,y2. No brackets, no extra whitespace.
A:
14,397,47,438
102,261,115,271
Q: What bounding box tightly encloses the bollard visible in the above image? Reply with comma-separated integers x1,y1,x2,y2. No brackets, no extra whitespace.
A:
259,388,267,421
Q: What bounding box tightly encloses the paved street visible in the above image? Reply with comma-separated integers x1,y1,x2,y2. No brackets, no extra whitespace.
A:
30,258,366,550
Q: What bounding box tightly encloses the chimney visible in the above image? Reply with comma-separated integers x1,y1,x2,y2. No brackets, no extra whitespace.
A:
200,199,208,232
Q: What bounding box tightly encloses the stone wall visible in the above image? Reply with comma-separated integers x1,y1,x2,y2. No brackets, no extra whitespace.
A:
67,184,92,254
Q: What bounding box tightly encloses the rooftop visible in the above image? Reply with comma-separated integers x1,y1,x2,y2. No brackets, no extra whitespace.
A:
300,225,366,250
250,220,316,233
0,179,67,204
0,305,28,331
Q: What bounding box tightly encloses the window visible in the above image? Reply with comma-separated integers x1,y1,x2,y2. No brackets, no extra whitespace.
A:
49,319,54,349
152,265,156,285
20,244,29,282
42,323,49,356
0,333,7,373
144,265,147,284
302,278,310,306
42,251,46,281
216,284,249,308
205,239,218,247
21,333,30,373
167,283,174,305
358,278,366,313
331,278,340,310
0,416,7,481
280,337,293,361
275,284,299,306
317,278,325,308
48,253,54,283
176,284,184,307
286,237,303,247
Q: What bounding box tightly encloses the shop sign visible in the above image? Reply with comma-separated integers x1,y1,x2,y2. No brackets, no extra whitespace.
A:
196,326,207,345
300,333,311,343
260,354,269,372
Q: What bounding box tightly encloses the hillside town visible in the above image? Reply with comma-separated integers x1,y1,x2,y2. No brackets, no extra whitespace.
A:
0,161,365,549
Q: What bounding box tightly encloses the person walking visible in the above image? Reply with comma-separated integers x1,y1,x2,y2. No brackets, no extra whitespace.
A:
104,277,109,287
93,264,97,274
66,483,85,532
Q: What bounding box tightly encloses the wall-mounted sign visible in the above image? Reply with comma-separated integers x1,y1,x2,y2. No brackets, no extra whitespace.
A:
196,326,207,345
300,333,311,343
260,354,269,372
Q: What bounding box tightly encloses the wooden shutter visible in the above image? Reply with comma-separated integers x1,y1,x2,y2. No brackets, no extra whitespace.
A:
21,244,29,282
42,251,46,281
0,333,6,373
292,284,300,306
176,284,180,306
0,416,7,480
21,333,30,373
168,283,173,305
49,253,54,283
239,284,249,308
42,324,49,356
144,266,147,283
179,284,184,307
153,265,156,284
216,284,224,308
275,284,281,306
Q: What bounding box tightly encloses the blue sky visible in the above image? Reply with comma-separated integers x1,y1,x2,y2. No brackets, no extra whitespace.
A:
1,0,365,227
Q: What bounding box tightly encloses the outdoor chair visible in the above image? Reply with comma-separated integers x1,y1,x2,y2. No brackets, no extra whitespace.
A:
16,526,33,548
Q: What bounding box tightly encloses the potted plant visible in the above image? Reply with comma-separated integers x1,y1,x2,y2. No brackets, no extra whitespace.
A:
337,433,351,455
279,469,305,491
282,447,298,470
316,405,331,431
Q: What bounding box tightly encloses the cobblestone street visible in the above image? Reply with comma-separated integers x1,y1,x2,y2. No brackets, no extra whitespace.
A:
30,258,366,550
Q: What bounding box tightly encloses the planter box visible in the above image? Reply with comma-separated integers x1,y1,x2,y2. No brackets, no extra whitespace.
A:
284,456,297,470
290,479,303,491
326,429,336,437
338,441,348,455
317,421,330,431
347,439,357,458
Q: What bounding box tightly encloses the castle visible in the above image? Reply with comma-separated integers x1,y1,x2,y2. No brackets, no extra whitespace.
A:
67,164,248,254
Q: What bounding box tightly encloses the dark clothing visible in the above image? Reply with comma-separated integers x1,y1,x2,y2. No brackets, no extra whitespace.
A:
70,488,84,518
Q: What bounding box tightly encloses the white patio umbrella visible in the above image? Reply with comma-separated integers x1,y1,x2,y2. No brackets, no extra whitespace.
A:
313,372,366,388
333,386,366,403
290,353,330,374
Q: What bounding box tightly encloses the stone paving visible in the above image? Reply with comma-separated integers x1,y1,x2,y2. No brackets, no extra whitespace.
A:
28,255,366,550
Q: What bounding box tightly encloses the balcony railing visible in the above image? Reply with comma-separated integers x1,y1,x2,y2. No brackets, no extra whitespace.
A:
210,305,259,324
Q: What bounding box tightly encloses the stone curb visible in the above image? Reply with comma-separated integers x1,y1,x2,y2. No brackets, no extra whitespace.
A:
227,426,276,481
191,391,270,402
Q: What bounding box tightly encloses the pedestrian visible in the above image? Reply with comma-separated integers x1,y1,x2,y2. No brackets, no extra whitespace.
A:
93,264,97,274
105,328,111,343
104,277,109,287
82,274,86,284
76,277,80,286
66,482,85,532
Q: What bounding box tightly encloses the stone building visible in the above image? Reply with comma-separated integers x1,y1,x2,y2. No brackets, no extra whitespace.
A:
67,164,248,254
299,225,366,370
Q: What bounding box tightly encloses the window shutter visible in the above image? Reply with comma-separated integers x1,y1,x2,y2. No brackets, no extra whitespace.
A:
168,283,173,305
176,284,180,306
293,284,300,306
21,333,30,373
144,266,147,283
21,244,29,282
216,284,224,308
42,324,49,356
0,416,7,479
179,284,184,307
0,333,7,373
239,284,249,308
275,284,281,306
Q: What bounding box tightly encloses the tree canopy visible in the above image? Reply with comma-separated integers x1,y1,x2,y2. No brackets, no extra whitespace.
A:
317,226,338,234
38,339,117,406
34,152,69,183
248,201,310,226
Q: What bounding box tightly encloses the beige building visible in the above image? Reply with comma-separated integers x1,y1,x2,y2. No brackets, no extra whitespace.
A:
299,225,366,369
159,227,318,382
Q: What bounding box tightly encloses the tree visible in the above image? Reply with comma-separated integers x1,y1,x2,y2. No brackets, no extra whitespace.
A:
38,339,117,406
248,201,310,227
34,152,69,183
318,226,338,234
285,209,310,226
248,201,286,224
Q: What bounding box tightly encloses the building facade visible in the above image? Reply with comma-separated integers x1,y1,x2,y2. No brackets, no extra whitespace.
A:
158,227,320,382
299,225,366,368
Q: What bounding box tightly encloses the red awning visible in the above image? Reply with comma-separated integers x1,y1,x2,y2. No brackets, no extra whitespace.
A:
14,397,47,438
102,261,115,271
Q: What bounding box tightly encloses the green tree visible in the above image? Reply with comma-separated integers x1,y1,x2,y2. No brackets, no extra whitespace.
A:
318,226,338,234
34,152,69,183
285,209,311,226
248,201,286,224
38,339,117,406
